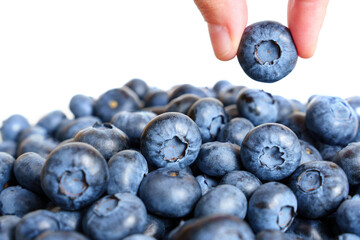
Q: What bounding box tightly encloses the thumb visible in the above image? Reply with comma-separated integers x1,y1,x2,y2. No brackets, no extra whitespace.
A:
194,0,248,61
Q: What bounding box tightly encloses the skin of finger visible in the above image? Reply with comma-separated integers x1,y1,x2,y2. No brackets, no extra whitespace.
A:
194,0,248,60
288,0,329,58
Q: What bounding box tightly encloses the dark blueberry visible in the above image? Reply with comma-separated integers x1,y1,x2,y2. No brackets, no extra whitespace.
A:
41,142,109,210
94,87,140,122
273,95,294,122
236,88,278,126
247,182,297,233
217,117,254,146
139,167,201,218
315,141,342,161
141,106,166,115
82,193,147,240
0,215,20,240
0,152,15,191
165,94,201,114
240,123,301,181
187,97,227,143
194,184,247,219
15,210,61,240
0,140,17,157
237,21,298,83
168,84,208,101
195,141,241,177
288,161,349,219
299,140,322,165
256,230,287,240
217,85,247,106
224,104,238,119
49,206,83,232
143,214,168,240
167,214,255,240
144,89,169,107
279,112,315,145
212,80,233,96
1,114,30,142
36,110,67,136
107,150,148,195
140,112,202,169
286,217,335,240
111,111,156,148
0,186,47,217
219,170,262,199
195,174,218,195
125,78,149,100
337,234,360,240
55,116,101,141
69,94,95,118
17,135,58,159
306,95,358,146
74,122,129,160
17,126,48,144
35,231,89,240
14,152,46,194
333,142,360,186
336,196,360,236
122,234,156,240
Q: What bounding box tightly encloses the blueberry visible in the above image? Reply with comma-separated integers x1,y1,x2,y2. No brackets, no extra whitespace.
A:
111,111,156,148
125,78,149,100
316,141,343,161
15,210,61,240
35,231,89,240
41,142,109,210
36,110,67,136
217,85,246,106
55,116,101,141
139,167,201,218
336,196,360,236
333,142,360,185
306,95,358,146
107,150,148,195
82,193,147,240
140,112,202,169
17,135,58,159
94,87,140,122
167,214,255,240
165,94,201,114
288,161,349,219
286,217,335,240
299,140,322,165
0,152,15,191
0,186,47,217
74,122,129,160
49,206,83,232
195,141,241,177
17,125,48,144
168,84,208,101
240,123,301,181
219,170,262,199
0,140,17,157
195,174,218,195
194,184,247,219
187,97,227,143
247,182,297,233
217,117,254,146
122,234,156,240
1,114,30,142
237,21,298,83
143,89,169,107
279,112,315,145
224,104,238,119
236,88,278,126
14,152,46,194
273,95,294,122
289,99,306,113
0,215,21,240
255,230,287,240
212,80,233,96
69,94,95,118
143,214,171,240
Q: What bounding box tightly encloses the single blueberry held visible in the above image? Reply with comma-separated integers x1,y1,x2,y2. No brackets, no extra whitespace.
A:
187,97,227,143
236,88,278,126
167,214,255,240
107,150,148,195
74,122,129,160
247,182,297,233
0,215,21,240
35,231,89,240
306,95,358,146
139,167,201,218
288,161,349,219
195,141,241,177
336,195,360,236
140,112,202,169
334,142,360,185
41,142,109,210
219,170,262,199
237,21,298,83
69,94,95,118
240,123,301,181
217,117,254,146
0,152,15,191
194,184,247,219
82,193,147,240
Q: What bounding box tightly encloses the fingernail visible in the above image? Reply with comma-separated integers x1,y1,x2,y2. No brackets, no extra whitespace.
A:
208,23,233,60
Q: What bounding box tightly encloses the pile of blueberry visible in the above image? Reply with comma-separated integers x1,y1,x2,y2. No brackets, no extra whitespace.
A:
1,76,360,240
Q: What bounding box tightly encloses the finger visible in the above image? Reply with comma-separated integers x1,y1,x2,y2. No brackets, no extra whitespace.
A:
288,0,329,58
194,0,248,61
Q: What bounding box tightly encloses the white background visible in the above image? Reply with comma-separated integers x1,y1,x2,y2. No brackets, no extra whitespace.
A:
0,0,359,124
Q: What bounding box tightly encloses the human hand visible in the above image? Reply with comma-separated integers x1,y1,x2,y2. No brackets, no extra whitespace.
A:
194,0,329,60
